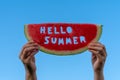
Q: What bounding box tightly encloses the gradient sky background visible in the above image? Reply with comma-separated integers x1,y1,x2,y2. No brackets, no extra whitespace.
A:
0,0,120,80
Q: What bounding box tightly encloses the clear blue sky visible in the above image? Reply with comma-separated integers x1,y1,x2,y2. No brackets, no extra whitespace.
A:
0,0,120,80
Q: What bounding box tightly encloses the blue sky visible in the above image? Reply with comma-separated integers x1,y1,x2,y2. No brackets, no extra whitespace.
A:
0,0,120,80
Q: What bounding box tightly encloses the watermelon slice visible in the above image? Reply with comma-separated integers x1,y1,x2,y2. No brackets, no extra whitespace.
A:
24,23,102,55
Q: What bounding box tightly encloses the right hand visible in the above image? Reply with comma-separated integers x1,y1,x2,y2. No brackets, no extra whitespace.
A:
19,41,39,74
88,42,107,73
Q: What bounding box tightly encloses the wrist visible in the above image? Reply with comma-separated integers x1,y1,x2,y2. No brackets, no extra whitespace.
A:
25,68,36,75
94,70,104,80
94,70,104,76
26,71,36,76
24,64,36,74
26,71,37,80
94,68,103,74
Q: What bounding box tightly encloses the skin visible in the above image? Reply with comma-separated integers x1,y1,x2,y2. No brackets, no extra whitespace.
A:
19,41,107,80
88,42,107,80
19,41,39,80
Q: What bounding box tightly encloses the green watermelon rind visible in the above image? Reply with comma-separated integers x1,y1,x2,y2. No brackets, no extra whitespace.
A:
24,24,102,56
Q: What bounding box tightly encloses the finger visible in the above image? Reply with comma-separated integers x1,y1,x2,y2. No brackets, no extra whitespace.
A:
92,53,96,59
20,45,38,59
91,53,97,64
88,42,104,47
24,46,38,55
23,44,39,50
89,50,102,60
88,46,103,51
21,48,38,62
88,42,106,57
32,57,35,63
20,43,39,57
103,49,107,58
21,47,38,60
25,47,39,58
28,40,36,44
25,49,38,59
88,47,105,57
27,41,38,46
26,49,38,61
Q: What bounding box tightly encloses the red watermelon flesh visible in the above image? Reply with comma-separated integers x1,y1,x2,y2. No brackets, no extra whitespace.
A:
24,23,102,55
